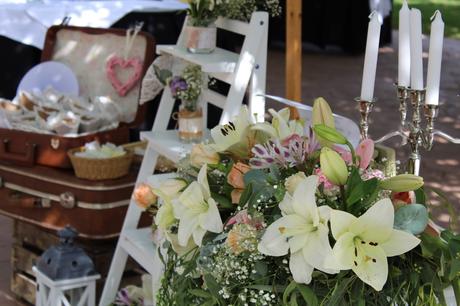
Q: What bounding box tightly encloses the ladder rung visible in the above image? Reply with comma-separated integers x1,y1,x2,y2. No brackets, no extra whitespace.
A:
202,89,226,109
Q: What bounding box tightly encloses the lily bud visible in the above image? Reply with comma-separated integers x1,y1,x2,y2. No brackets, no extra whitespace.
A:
156,179,187,200
313,124,348,145
379,174,424,192
190,144,220,168
312,97,335,128
285,172,308,195
155,202,176,230
320,147,349,186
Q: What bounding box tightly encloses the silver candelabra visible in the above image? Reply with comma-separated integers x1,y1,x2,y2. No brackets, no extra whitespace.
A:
357,85,460,176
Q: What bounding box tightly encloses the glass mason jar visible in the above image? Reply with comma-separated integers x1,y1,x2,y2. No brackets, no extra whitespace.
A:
185,24,217,54
177,103,203,143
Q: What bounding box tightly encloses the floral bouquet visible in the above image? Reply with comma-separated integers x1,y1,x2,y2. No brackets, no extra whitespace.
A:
154,64,203,112
180,0,222,27
218,0,281,22
134,98,460,305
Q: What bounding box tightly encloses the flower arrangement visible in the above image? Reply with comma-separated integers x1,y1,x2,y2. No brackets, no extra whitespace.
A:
180,0,281,25
180,0,222,27
155,64,203,112
219,0,281,22
134,98,460,305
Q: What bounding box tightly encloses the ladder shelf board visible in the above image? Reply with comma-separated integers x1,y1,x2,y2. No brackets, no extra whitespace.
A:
141,130,211,164
157,45,238,73
119,228,157,275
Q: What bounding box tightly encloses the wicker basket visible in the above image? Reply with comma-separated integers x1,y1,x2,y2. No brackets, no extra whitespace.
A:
68,146,134,180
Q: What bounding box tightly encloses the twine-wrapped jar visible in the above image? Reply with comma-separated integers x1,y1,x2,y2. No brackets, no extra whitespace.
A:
178,105,203,143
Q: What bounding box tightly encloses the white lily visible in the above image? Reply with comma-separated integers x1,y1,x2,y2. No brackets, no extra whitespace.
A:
258,175,337,284
210,106,253,153
152,179,187,230
328,198,421,291
252,108,305,140
172,165,223,247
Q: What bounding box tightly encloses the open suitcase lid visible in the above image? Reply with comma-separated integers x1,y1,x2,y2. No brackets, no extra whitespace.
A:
41,26,155,127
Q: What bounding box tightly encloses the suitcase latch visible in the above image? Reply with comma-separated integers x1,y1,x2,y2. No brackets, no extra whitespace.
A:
50,138,60,150
59,192,76,209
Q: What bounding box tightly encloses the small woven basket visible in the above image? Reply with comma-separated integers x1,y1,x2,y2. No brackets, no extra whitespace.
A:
68,146,134,181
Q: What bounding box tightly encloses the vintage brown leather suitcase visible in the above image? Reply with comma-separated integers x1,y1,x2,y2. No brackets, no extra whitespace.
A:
0,161,151,239
0,26,155,168
0,26,155,238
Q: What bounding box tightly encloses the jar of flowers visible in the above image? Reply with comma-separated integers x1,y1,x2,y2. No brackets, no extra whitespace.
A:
168,65,204,142
180,0,221,53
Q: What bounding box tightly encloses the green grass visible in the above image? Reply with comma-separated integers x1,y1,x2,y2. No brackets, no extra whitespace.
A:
392,0,460,39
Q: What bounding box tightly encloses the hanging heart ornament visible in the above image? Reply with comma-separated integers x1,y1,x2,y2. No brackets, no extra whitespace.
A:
106,55,143,97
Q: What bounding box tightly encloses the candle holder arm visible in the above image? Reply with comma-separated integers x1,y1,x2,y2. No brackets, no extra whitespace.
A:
374,129,408,145
432,130,460,145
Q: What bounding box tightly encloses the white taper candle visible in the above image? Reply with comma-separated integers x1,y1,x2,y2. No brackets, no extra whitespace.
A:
398,0,411,87
426,11,444,105
360,11,382,101
410,8,424,90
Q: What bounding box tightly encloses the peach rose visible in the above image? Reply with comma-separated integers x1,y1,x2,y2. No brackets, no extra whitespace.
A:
227,162,251,189
133,183,157,210
391,191,415,209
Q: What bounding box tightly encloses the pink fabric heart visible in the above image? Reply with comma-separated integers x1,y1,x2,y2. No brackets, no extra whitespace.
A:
106,56,143,97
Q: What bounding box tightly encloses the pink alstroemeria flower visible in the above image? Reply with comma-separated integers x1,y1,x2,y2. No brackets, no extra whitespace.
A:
226,210,264,230
334,139,374,170
314,168,335,190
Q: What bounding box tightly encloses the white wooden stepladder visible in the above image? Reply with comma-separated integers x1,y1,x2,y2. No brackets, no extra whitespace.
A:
99,12,268,306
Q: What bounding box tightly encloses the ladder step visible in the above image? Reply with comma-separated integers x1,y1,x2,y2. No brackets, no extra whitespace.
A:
119,228,158,275
141,130,211,164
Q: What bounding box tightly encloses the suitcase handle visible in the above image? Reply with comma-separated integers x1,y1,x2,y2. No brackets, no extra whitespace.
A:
0,139,36,166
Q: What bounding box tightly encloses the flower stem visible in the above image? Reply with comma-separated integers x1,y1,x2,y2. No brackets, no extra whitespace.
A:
453,278,460,306
346,141,358,166
340,185,347,210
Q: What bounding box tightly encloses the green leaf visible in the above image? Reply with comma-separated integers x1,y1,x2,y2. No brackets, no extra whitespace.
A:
296,284,319,306
346,168,364,206
283,280,297,305
246,284,286,293
244,169,269,192
414,187,426,205
449,259,460,281
239,183,253,206
290,292,299,306
325,276,355,306
254,261,268,277
188,289,212,299
394,204,429,235
203,274,223,304
211,192,233,209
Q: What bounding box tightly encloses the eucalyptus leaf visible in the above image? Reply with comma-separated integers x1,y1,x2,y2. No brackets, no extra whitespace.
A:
244,169,269,192
394,204,429,235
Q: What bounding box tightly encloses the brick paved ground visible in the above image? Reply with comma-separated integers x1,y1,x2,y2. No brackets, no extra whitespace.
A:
0,30,459,304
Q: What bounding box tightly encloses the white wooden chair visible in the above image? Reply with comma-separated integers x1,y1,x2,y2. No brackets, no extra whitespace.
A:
99,12,268,306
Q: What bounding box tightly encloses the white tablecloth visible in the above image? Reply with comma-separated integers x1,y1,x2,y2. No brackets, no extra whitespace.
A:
0,0,187,49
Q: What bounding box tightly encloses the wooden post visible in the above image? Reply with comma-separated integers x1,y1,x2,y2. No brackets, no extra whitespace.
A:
286,0,302,119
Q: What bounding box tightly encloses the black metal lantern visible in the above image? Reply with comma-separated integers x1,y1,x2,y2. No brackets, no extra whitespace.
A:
36,226,96,280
